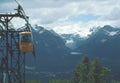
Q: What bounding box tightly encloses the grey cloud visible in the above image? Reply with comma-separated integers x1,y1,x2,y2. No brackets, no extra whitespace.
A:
0,0,80,14
108,7,120,20
22,0,79,8
1,0,120,27
101,7,120,21
0,2,17,13
0,0,14,3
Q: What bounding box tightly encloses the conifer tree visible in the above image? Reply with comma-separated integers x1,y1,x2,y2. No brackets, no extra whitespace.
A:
100,67,110,83
73,56,111,83
73,56,90,83
73,64,81,83
80,56,90,83
92,58,101,83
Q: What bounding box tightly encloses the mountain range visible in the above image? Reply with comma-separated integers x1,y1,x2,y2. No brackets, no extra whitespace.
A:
27,25,120,80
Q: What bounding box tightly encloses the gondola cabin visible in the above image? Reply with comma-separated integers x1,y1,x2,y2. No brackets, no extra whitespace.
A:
19,31,33,52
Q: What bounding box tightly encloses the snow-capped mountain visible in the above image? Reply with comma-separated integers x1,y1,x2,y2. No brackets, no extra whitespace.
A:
76,25,120,53
27,25,120,80
60,25,120,50
74,25,120,79
58,25,120,79
27,26,82,72
60,34,87,49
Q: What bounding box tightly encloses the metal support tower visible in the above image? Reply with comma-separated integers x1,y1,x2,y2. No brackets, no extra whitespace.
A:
0,5,33,83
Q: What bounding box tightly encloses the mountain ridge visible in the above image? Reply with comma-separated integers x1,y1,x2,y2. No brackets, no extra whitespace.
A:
28,25,120,80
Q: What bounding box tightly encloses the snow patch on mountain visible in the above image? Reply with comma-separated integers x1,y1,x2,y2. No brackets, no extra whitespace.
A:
34,25,46,34
65,39,77,49
108,31,119,36
101,39,107,43
104,30,119,36
39,30,45,34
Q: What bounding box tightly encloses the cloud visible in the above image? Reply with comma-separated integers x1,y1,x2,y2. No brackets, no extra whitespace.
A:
65,39,76,49
28,2,80,24
53,20,112,37
53,21,91,37
0,0,13,3
0,0,120,37
0,1,18,13
20,0,81,9
26,0,120,25
101,7,120,21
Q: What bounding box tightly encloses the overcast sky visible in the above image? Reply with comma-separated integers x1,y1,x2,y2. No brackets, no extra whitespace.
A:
0,0,120,37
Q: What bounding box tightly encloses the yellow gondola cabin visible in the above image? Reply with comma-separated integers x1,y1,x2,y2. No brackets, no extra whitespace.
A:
19,31,33,52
